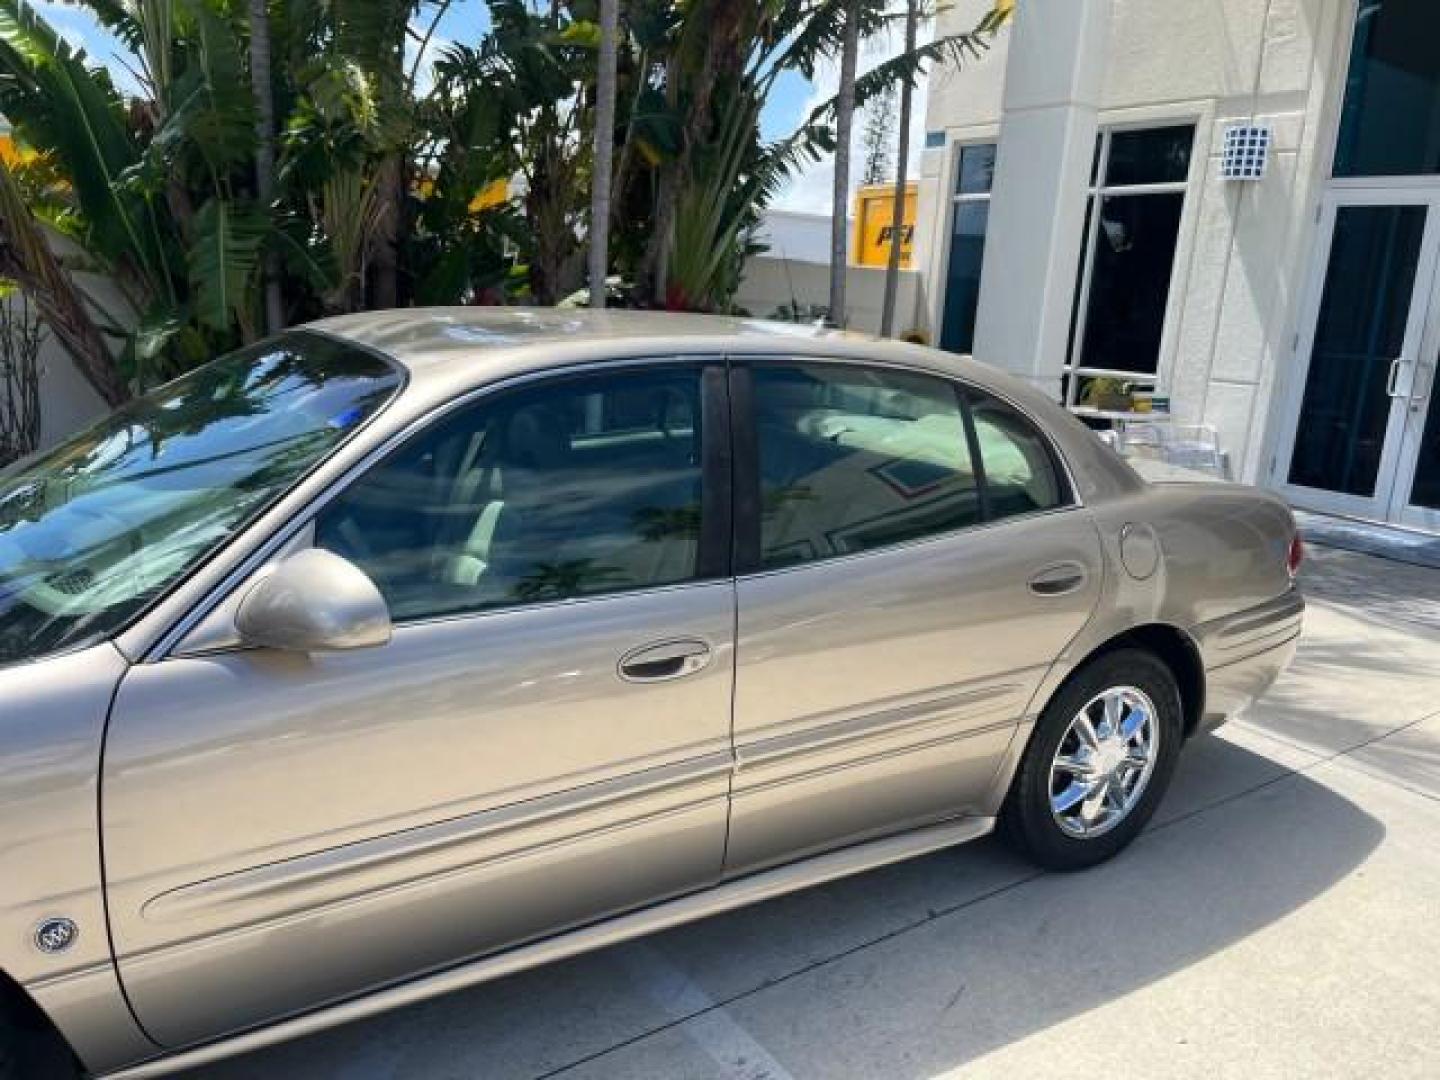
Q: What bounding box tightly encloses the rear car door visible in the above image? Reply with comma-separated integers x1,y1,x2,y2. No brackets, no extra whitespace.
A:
724,359,1104,874
101,361,735,1047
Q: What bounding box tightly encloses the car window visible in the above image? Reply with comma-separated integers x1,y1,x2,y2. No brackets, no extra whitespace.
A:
316,366,707,621
0,333,399,668
752,362,982,568
968,391,1070,519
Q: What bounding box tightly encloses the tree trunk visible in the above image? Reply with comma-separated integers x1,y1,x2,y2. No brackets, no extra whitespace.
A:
248,0,283,334
0,164,127,405
829,0,861,328
639,51,682,304
370,154,403,309
881,0,918,338
589,0,619,309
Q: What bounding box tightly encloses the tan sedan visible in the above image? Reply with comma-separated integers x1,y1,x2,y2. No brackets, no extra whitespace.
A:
0,311,1303,1077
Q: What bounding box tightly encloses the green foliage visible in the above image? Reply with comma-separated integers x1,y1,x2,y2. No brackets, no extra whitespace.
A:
188,197,269,333
0,0,1012,393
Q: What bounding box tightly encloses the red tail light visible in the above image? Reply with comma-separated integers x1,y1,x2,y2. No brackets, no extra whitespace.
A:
1286,533,1304,578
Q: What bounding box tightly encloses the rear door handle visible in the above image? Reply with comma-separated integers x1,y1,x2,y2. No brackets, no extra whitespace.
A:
1028,563,1088,597
618,638,712,682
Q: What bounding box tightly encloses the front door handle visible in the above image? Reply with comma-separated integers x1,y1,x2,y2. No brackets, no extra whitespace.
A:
618,638,712,682
1028,563,1088,597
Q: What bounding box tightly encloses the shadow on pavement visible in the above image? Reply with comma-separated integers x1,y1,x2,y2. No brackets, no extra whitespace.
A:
195,737,1382,1079
1299,545,1440,637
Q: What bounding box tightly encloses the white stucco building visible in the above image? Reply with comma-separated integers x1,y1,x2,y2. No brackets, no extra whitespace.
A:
915,0,1440,533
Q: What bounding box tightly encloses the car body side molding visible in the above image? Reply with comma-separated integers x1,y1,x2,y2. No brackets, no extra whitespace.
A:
99,816,993,1079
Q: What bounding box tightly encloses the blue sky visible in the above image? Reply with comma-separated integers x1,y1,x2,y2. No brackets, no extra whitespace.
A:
26,0,907,213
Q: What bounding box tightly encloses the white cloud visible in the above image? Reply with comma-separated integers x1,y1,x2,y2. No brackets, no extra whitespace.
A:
773,16,935,215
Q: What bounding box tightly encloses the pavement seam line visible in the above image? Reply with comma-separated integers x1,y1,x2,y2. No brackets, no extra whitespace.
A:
530,867,1048,1079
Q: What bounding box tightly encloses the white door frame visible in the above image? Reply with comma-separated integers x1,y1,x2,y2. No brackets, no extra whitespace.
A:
1276,185,1440,526
1392,281,1440,530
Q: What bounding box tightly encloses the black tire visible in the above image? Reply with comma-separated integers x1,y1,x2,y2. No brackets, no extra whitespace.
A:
0,991,79,1080
1000,648,1184,871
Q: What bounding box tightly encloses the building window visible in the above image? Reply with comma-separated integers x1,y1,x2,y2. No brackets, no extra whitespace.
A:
939,143,996,354
1334,0,1440,178
1064,124,1196,415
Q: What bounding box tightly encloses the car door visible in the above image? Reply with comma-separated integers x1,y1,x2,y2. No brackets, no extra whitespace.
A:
101,361,735,1047
724,359,1104,875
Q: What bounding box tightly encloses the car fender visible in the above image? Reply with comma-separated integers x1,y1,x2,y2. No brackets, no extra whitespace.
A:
0,644,157,1071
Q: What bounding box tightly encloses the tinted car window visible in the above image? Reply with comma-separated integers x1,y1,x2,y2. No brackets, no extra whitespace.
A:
752,363,981,568
968,392,1069,519
0,333,399,668
317,367,706,620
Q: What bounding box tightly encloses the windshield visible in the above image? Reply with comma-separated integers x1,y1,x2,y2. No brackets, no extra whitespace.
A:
0,332,400,666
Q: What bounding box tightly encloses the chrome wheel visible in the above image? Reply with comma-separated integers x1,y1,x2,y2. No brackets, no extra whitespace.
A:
1048,685,1160,838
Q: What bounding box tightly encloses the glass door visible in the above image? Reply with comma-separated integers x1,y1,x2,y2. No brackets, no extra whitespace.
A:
1392,278,1440,530
1279,189,1440,525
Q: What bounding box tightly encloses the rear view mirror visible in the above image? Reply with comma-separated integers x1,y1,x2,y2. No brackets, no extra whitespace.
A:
235,548,391,653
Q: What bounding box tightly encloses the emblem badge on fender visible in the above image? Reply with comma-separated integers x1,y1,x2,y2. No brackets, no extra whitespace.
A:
34,918,78,955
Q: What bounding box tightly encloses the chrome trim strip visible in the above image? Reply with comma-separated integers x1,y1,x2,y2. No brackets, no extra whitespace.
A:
1206,623,1303,673
1199,590,1306,662
1211,592,1305,643
733,720,1019,799
736,683,1022,770
140,751,733,928
100,817,995,1080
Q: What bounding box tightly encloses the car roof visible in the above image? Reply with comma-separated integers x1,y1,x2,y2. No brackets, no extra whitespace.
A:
308,307,891,378
308,307,1020,406
304,307,1144,502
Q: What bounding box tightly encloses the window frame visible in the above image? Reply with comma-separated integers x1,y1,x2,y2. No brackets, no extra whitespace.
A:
729,356,1080,578
939,140,999,355
1064,121,1199,416
157,357,733,651
318,359,732,626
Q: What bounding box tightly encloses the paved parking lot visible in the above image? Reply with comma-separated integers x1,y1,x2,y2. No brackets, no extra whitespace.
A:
190,544,1440,1080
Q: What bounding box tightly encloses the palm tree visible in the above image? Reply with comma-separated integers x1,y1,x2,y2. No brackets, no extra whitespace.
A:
0,159,127,405
880,0,918,338
248,0,283,333
589,0,620,309
828,0,861,328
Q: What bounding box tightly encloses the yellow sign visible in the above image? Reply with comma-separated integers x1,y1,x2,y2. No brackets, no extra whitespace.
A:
852,183,917,269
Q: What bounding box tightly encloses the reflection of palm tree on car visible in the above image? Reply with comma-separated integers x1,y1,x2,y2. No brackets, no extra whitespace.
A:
513,560,625,602
633,503,701,543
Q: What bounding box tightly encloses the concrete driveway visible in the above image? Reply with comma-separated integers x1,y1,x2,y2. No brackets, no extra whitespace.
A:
188,544,1440,1080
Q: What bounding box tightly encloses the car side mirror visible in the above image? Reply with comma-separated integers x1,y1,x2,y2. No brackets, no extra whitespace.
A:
235,548,392,653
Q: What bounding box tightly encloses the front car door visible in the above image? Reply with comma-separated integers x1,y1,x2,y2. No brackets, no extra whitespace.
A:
724,359,1104,874
102,361,735,1047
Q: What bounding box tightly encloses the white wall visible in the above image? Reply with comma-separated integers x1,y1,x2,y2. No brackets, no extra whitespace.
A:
915,0,1012,343
734,256,925,337
917,0,1352,483
27,229,135,450
755,210,842,266
0,293,107,455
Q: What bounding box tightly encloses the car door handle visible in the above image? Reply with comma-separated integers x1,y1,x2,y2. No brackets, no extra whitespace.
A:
1028,563,1088,597
618,638,713,683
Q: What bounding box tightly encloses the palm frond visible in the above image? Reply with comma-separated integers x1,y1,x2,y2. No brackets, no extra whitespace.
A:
187,196,268,332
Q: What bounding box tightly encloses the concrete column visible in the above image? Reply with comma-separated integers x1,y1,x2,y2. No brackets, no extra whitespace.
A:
971,0,1109,399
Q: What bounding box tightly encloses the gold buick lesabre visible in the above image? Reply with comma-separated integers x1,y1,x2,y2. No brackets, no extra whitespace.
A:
0,310,1303,1077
